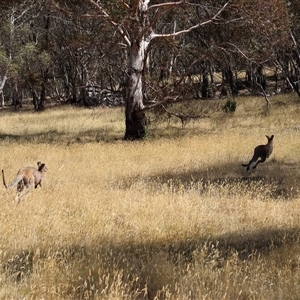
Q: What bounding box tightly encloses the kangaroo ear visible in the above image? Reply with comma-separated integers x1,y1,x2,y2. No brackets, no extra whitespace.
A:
37,162,41,167
266,135,269,139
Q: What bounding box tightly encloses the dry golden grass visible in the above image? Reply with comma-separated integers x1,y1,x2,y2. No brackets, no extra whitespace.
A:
1,94,300,299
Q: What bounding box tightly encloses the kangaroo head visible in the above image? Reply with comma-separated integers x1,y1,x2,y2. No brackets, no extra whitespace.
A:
37,162,48,173
266,135,274,143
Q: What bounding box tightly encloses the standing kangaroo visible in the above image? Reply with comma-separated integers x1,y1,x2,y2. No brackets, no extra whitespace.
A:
2,162,48,202
242,135,274,171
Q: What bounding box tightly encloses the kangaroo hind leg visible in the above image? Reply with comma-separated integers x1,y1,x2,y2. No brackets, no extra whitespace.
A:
16,178,34,203
253,157,266,169
16,185,31,203
242,155,258,171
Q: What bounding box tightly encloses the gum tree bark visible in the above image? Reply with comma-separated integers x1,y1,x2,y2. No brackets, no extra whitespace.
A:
123,3,150,139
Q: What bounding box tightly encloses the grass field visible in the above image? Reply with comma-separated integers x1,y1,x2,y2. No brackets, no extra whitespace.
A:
1,94,300,299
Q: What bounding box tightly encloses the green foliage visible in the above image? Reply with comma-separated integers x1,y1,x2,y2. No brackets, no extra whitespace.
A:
17,43,50,67
0,50,9,73
14,43,51,86
222,99,237,113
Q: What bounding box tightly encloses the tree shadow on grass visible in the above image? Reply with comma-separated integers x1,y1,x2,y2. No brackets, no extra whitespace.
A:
3,158,300,297
120,158,300,200
0,127,122,144
4,226,300,298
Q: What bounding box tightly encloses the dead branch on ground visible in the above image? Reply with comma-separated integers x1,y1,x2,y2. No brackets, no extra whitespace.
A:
162,102,220,127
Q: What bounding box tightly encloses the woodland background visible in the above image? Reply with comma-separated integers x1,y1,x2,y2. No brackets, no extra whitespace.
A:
0,0,299,114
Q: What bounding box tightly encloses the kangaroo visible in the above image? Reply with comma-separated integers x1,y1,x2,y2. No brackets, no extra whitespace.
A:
242,135,274,171
2,162,48,202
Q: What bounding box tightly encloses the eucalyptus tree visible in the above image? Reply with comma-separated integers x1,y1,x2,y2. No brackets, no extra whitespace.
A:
0,1,32,107
223,0,290,98
0,0,53,110
274,0,300,97
50,9,124,106
52,0,231,140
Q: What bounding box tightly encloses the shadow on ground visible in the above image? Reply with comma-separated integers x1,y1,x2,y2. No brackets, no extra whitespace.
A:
3,225,300,298
2,132,300,296
0,127,121,144
119,158,300,200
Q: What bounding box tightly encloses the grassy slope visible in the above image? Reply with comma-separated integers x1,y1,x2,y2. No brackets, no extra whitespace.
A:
0,94,300,299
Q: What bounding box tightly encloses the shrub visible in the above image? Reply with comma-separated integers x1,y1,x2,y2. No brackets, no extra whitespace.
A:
222,99,237,113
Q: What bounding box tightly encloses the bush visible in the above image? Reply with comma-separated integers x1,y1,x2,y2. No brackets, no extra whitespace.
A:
222,99,237,113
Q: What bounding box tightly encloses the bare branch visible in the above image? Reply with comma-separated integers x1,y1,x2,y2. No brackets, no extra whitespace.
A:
83,0,113,20
173,54,208,87
118,0,131,10
161,104,217,128
148,0,186,11
52,0,131,46
147,0,191,31
151,1,231,39
130,0,138,15
257,81,270,110
220,42,251,61
84,0,131,46
274,59,297,92
50,0,78,16
140,96,180,111
219,42,275,65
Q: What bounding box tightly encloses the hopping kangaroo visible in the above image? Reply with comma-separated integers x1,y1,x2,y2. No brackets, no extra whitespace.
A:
2,162,48,201
242,135,274,171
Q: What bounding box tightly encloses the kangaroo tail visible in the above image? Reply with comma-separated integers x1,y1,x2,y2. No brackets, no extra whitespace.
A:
2,170,8,188
5,174,23,189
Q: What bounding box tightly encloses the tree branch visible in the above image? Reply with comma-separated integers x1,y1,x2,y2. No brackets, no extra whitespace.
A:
161,104,217,128
118,0,131,10
140,96,180,111
131,0,140,16
148,0,186,11
173,54,208,87
147,0,189,33
151,1,231,39
256,81,270,110
84,0,131,46
217,42,274,67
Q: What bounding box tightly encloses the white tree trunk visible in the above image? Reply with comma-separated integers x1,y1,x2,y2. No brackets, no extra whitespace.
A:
123,1,151,139
124,39,149,139
0,75,7,107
